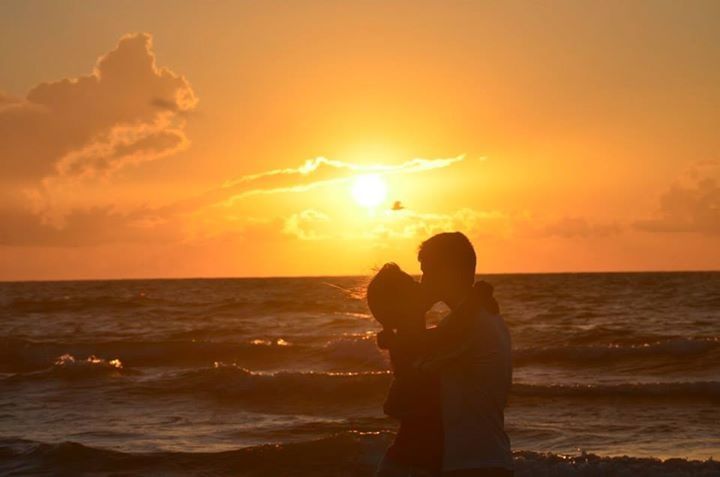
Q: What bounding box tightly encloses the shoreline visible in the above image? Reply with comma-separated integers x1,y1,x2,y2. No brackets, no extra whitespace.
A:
2,433,717,476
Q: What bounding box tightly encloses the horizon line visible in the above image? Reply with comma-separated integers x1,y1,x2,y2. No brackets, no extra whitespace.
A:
1,268,718,284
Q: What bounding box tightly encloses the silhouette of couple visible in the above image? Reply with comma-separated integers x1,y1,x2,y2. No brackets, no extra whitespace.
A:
367,232,513,477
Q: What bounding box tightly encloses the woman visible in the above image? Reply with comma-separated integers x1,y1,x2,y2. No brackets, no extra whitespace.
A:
367,263,443,477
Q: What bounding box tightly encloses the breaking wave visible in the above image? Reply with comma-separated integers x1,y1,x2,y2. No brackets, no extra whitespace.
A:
1,434,718,477
3,336,718,375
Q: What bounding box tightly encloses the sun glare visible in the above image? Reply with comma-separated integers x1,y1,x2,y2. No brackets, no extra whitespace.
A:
351,174,387,208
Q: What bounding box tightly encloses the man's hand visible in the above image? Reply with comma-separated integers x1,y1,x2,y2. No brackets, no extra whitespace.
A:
474,280,500,314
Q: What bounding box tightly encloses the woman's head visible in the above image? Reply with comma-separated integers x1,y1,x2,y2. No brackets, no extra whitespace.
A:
366,263,428,330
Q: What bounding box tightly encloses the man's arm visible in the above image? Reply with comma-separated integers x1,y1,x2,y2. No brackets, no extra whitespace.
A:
379,324,473,375
413,283,500,374
414,324,475,375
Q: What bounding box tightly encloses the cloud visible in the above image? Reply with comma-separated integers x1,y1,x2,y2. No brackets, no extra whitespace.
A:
370,208,512,241
279,205,629,244
51,117,189,180
1,28,467,249
0,32,197,228
635,170,720,235
0,150,469,246
162,154,468,213
279,207,512,242
222,156,466,189
0,32,196,225
283,209,332,240
0,204,181,247
212,155,467,207
359,209,620,242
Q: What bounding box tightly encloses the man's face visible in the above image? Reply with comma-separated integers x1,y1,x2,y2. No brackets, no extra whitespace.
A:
420,259,446,304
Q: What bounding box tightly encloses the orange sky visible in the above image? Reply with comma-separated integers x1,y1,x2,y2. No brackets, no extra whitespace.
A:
1,1,719,280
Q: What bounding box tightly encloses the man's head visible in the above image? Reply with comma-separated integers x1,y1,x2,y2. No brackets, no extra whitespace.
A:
418,232,476,306
366,262,429,330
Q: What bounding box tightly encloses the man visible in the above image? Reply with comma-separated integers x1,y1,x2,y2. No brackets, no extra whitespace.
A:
416,232,514,477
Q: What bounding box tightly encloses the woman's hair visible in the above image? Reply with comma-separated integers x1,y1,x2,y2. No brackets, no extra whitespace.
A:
366,262,415,328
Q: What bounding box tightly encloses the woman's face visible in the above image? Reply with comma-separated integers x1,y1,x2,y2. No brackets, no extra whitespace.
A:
368,270,432,329
392,279,430,329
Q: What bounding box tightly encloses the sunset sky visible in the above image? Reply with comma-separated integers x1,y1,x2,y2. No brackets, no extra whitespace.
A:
1,1,719,280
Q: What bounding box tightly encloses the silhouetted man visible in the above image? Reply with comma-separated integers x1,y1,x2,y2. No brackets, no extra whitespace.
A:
417,232,514,477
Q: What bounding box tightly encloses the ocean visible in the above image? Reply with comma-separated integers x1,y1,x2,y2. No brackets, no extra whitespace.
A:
1,272,719,476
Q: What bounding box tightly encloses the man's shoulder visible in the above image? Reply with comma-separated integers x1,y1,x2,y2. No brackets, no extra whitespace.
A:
468,310,511,348
465,305,503,327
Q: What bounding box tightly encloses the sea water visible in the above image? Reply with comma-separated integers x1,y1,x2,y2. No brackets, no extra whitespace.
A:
1,272,718,475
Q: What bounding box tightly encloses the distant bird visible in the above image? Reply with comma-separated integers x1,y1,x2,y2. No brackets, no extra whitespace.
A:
391,201,405,211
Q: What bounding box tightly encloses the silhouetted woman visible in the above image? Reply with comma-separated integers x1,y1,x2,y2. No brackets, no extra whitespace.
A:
367,263,443,477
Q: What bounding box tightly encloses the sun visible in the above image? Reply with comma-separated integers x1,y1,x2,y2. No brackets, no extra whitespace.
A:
351,174,387,208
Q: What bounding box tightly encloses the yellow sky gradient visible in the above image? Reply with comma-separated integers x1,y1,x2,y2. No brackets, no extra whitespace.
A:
1,1,719,280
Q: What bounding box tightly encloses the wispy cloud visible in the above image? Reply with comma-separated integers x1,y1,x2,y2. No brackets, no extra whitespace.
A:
217,155,468,206
165,154,468,213
222,155,467,187
0,154,470,247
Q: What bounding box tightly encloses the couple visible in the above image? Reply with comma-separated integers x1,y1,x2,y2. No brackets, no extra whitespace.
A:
367,232,513,477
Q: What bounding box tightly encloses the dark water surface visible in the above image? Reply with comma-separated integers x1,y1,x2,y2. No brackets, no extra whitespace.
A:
1,272,718,475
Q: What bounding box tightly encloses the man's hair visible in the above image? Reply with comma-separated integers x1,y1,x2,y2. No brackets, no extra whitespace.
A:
418,232,476,284
366,262,414,327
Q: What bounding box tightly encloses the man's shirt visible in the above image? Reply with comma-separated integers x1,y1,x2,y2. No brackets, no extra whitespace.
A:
417,290,514,472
